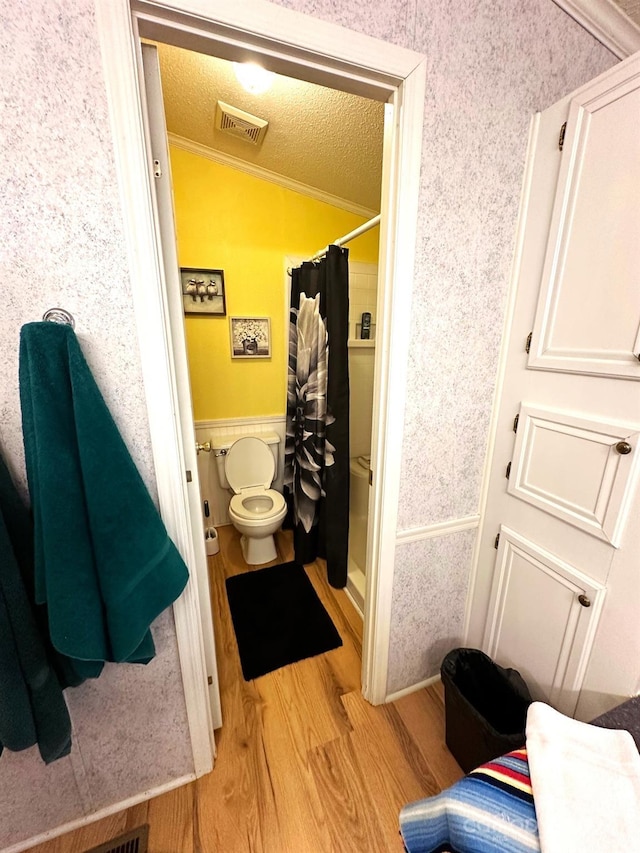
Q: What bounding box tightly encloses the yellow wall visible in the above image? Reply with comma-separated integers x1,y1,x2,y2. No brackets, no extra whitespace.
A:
170,146,379,421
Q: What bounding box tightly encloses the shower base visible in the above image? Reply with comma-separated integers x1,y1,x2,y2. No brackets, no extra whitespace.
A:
346,557,365,617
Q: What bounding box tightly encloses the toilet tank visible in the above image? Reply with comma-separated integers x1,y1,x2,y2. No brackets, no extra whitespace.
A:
211,431,281,490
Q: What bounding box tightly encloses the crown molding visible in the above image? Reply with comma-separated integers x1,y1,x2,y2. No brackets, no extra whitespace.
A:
167,133,379,219
553,0,640,58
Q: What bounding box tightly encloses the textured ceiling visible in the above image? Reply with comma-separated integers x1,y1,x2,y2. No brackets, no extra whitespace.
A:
156,43,384,213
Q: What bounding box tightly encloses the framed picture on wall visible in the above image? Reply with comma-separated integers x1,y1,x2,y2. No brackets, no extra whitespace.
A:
180,268,226,315
230,317,271,358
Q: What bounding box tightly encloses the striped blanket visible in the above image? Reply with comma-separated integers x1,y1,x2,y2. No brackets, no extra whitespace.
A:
399,749,540,853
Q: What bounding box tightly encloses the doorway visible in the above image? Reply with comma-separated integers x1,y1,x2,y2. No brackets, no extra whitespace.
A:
148,37,384,696
95,0,426,775
149,38,384,566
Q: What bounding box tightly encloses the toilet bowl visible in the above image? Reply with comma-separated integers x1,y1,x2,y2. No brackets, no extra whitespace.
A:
218,435,286,565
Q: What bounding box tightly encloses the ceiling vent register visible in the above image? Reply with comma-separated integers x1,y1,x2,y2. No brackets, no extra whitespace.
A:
215,101,269,146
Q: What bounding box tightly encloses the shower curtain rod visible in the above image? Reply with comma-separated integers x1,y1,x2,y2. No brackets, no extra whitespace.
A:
309,213,381,262
288,213,381,274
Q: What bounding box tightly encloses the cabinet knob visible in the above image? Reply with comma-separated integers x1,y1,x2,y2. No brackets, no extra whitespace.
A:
578,594,591,608
615,441,632,455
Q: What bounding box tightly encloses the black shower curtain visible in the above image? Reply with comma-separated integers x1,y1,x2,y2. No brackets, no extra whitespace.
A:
284,244,350,588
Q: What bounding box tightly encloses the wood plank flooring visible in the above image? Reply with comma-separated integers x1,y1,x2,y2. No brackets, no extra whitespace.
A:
28,527,462,853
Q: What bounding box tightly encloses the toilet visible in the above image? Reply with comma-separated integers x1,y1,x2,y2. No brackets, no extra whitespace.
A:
213,433,286,565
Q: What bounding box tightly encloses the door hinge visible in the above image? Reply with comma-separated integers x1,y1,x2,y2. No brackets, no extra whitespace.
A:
207,675,213,686
494,532,500,549
558,122,567,151
153,158,162,178
525,332,532,354
513,413,519,433
186,470,192,483
506,461,511,479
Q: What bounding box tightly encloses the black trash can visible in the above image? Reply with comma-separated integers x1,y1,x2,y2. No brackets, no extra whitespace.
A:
441,648,532,773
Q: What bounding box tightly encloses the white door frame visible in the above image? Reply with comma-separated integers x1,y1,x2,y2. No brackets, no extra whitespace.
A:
139,41,222,735
94,0,426,775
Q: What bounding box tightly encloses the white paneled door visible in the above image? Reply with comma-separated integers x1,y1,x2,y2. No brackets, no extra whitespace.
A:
141,44,222,733
470,52,640,720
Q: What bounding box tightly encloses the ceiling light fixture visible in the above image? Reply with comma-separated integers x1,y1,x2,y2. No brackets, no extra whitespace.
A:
233,62,275,95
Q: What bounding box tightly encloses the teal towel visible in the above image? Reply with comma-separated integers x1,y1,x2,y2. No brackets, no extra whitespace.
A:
0,451,72,764
19,322,189,676
0,446,82,689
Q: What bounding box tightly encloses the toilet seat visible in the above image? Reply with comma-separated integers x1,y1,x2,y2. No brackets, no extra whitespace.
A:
229,487,286,521
223,435,286,565
225,436,275,492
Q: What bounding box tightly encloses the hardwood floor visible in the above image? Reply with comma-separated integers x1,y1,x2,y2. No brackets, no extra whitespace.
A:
28,527,462,853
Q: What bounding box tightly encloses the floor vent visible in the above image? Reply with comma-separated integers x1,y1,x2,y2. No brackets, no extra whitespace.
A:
85,825,149,853
215,100,269,146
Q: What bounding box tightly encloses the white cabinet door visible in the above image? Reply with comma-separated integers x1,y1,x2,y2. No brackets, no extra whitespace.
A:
484,527,605,716
507,405,640,546
468,53,640,721
528,62,640,379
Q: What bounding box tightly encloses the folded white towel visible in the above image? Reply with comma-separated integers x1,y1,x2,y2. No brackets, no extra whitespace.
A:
526,702,640,853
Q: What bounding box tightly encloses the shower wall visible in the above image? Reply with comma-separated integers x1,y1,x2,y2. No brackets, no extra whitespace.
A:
348,263,378,459
347,263,377,610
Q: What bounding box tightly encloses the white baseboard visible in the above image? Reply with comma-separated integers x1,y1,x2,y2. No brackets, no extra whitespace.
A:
385,673,441,703
2,773,195,853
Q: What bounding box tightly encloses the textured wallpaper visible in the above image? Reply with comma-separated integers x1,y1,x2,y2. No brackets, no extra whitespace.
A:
0,0,193,846
387,530,477,695
273,0,418,46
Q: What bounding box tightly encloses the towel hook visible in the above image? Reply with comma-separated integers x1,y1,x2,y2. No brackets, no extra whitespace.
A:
43,308,76,329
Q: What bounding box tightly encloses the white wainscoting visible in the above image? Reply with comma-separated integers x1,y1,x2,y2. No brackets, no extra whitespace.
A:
195,415,287,527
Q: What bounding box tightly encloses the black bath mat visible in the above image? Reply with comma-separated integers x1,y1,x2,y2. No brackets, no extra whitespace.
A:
225,561,343,680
